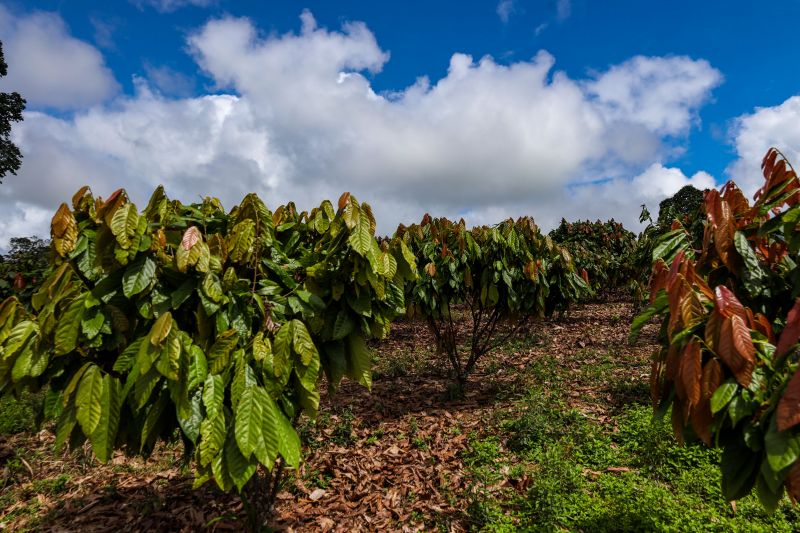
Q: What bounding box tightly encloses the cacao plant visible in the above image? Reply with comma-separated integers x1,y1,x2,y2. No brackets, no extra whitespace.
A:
0,236,50,310
397,215,589,389
0,186,416,526
549,218,636,295
630,148,800,510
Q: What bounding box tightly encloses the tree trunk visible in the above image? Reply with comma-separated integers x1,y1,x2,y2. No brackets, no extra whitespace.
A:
241,460,285,532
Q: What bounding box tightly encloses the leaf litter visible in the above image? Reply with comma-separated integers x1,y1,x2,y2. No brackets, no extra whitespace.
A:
0,293,657,531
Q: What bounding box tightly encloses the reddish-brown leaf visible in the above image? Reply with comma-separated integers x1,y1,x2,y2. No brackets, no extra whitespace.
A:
777,369,800,432
96,188,128,226
714,285,746,320
181,226,201,251
701,358,723,401
668,276,686,339
714,200,737,270
777,299,800,359
51,203,78,257
424,262,436,277
680,288,702,329
718,315,755,387
337,192,350,211
721,182,750,217
12,273,25,291
752,313,774,343
71,185,91,210
680,341,702,408
762,148,779,179
705,309,721,352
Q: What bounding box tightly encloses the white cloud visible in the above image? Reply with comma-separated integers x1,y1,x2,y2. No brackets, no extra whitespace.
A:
497,0,516,23
586,55,723,136
1,10,724,246
0,7,119,110
133,0,215,13
728,95,800,195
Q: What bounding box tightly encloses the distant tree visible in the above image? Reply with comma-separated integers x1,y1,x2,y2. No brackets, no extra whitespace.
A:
0,40,25,182
0,236,50,308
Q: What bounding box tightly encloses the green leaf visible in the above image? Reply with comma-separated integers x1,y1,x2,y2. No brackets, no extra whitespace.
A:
208,330,238,374
275,407,301,468
292,319,318,366
721,437,759,501
76,365,104,435
332,310,354,340
765,415,800,472
347,333,372,390
225,432,256,492
228,219,255,263
110,202,140,249
55,293,87,355
114,337,144,373
122,255,156,298
203,373,225,420
201,273,224,303
88,375,122,462
235,386,263,459
155,332,181,381
257,389,281,467
273,321,293,379
711,379,738,414
199,411,226,467
178,390,203,444
150,311,173,345
628,291,667,344
187,345,208,392
81,310,105,340
3,320,37,360
348,209,373,256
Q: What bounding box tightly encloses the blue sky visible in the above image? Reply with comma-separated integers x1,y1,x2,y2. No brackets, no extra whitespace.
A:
0,0,799,243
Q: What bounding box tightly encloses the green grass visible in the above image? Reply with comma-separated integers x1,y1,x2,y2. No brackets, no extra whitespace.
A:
462,354,800,532
0,392,41,435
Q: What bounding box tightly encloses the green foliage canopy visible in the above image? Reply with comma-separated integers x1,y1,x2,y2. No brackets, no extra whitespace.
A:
0,186,415,493
397,215,588,386
631,149,800,510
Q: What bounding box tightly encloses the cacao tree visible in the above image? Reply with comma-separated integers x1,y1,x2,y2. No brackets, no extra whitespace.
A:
0,186,415,527
397,215,588,389
630,148,800,510
549,219,636,295
0,236,50,309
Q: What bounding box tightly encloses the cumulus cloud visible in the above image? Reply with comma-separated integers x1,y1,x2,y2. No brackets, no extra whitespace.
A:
586,55,723,136
1,10,724,246
728,95,800,195
0,7,119,110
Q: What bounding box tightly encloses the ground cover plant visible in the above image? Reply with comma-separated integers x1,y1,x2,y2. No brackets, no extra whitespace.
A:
0,185,415,528
396,215,588,389
632,148,800,509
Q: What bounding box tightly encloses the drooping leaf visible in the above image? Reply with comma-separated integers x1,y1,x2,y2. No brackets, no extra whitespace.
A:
76,365,104,435
122,255,157,298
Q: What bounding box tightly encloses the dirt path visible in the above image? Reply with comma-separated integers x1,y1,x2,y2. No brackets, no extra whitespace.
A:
0,297,658,532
